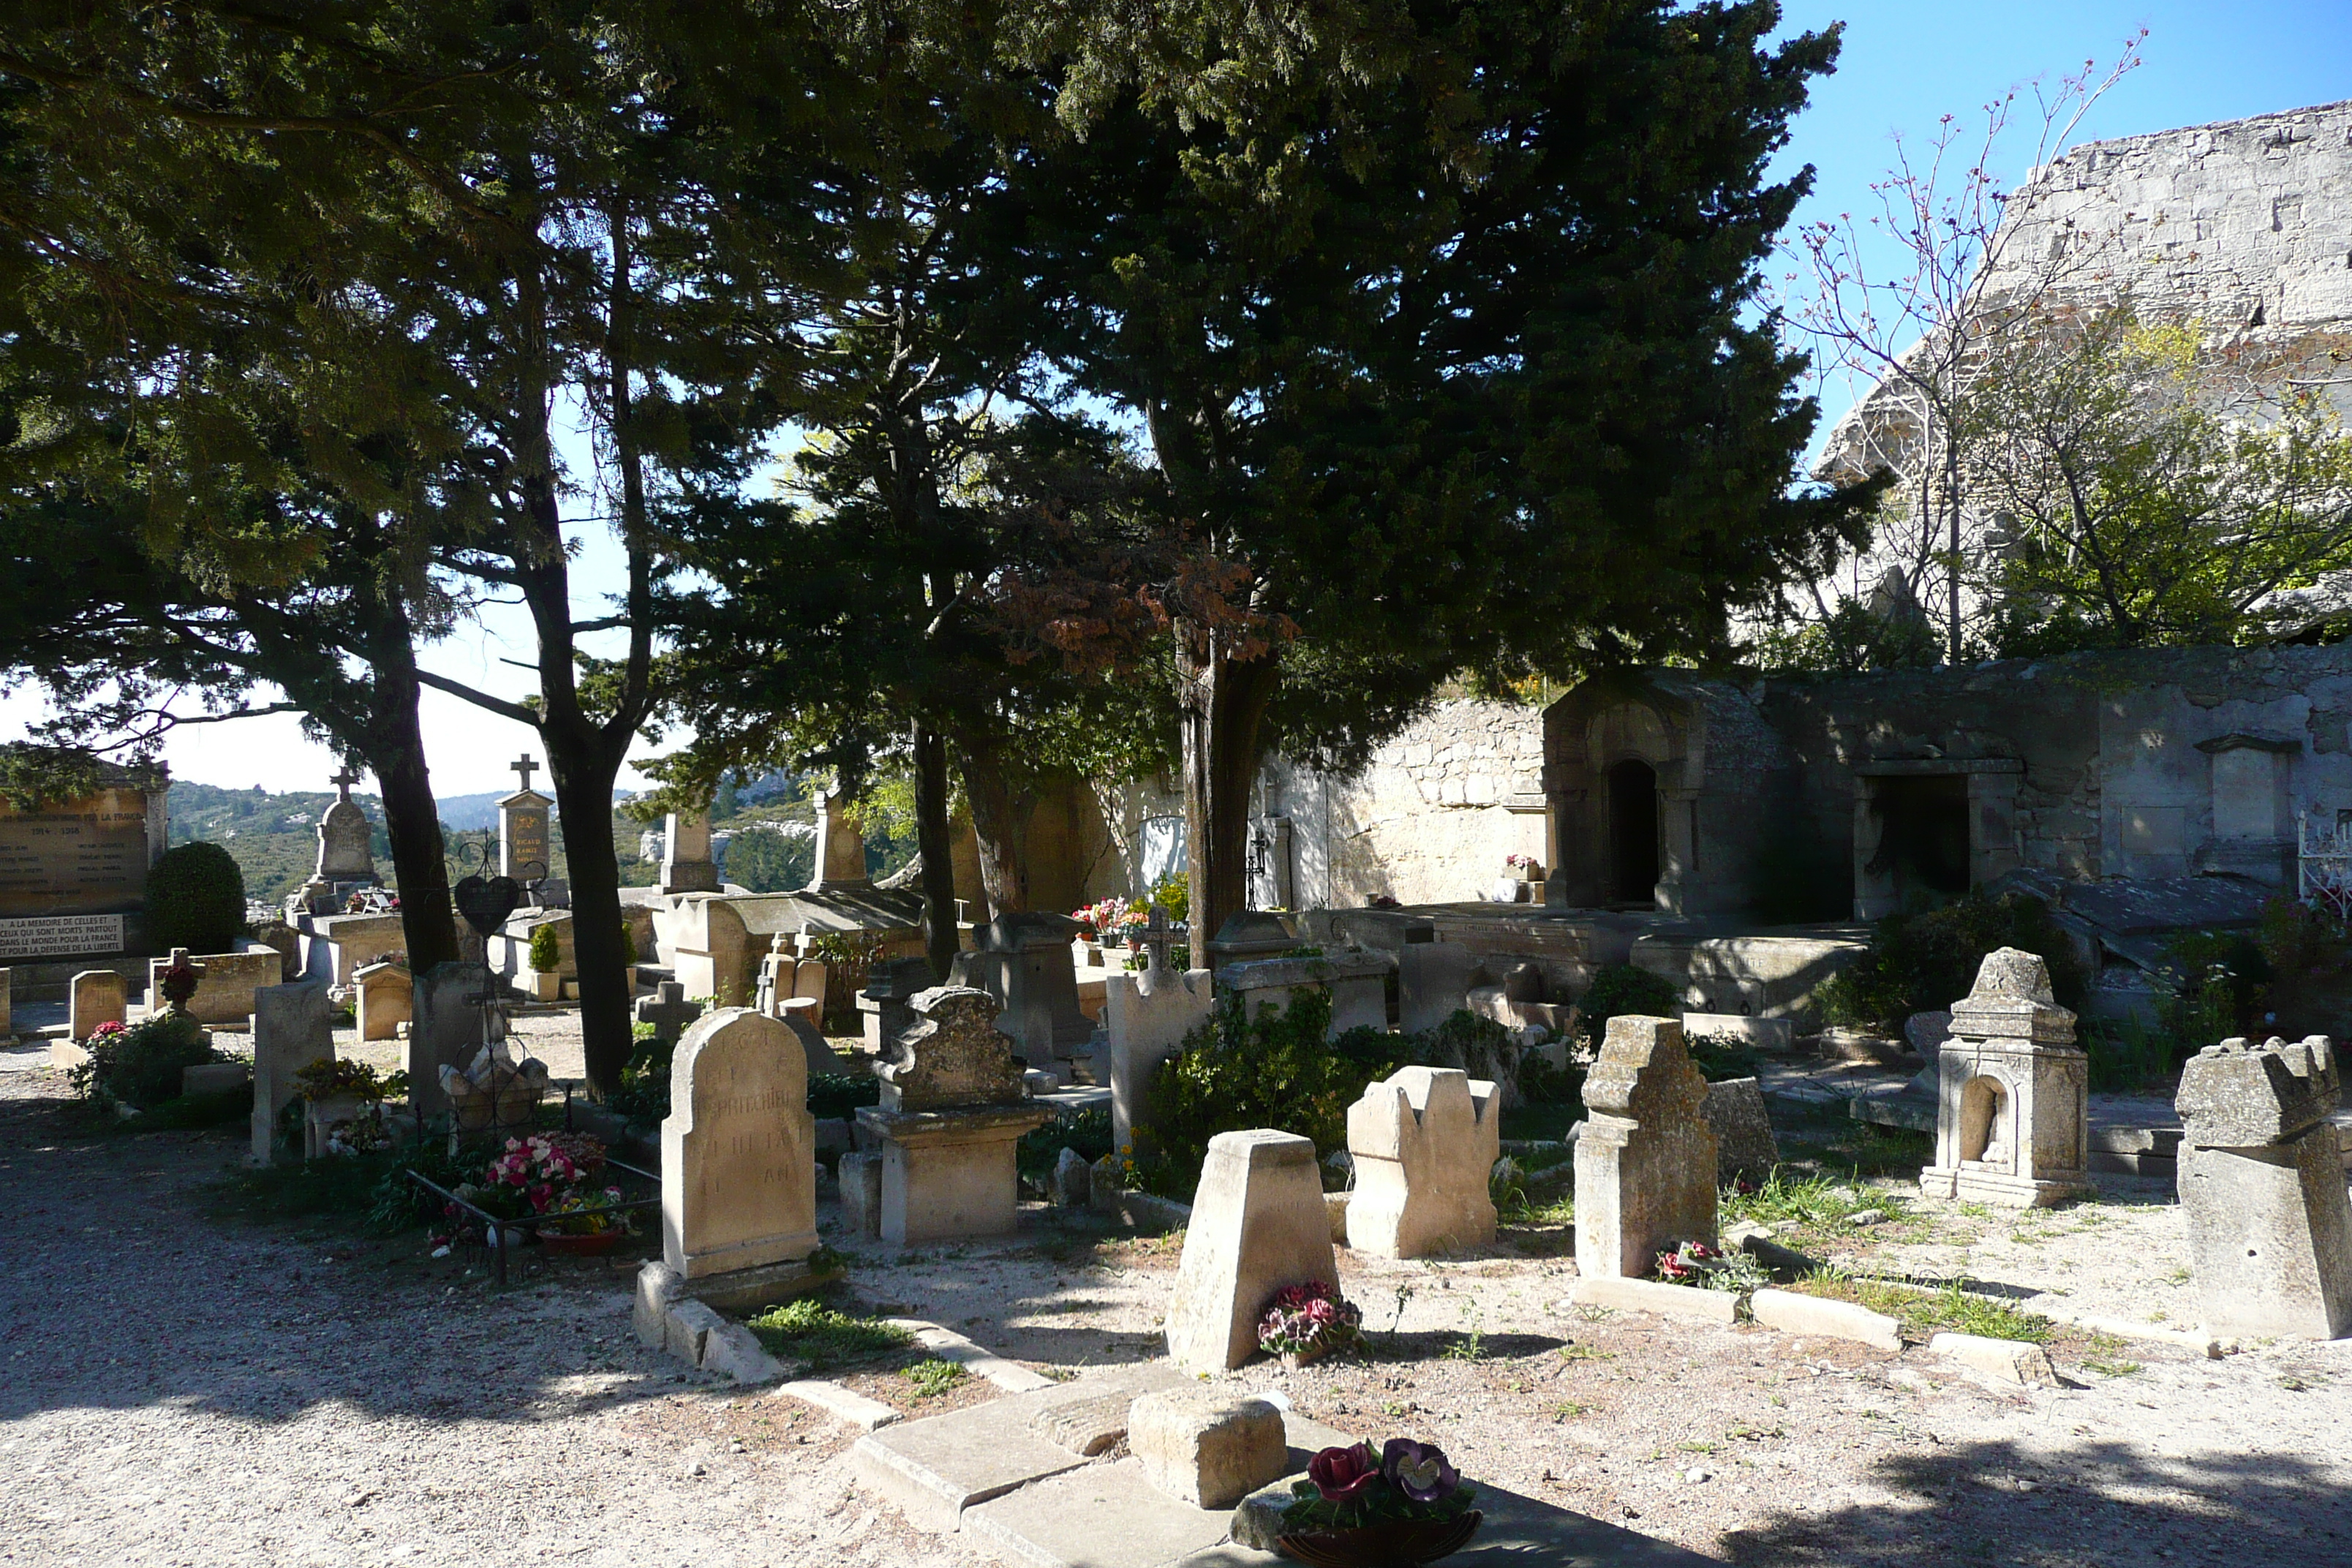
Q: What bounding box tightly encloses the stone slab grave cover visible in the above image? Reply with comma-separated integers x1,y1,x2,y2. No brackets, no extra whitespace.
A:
2175,1034,2352,1339
147,946,281,1025
951,910,1095,1066
1165,1128,1340,1375
1218,949,1394,1039
354,960,412,1041
1397,941,1486,1035
855,986,1049,1245
661,1008,819,1289
250,982,334,1164
1574,1014,1717,1279
1919,948,2095,1207
69,968,127,1039
1346,1066,1500,1259
1700,1077,1780,1185
1104,907,1215,1155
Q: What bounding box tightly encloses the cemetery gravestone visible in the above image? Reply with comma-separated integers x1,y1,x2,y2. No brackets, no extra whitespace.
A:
1104,916,1214,1156
498,754,552,886
661,1009,821,1298
69,970,127,1039
810,786,870,889
406,962,505,1119
315,768,377,881
0,768,164,960
1165,1129,1339,1375
1574,1015,1717,1278
951,911,1093,1066
1700,1077,1780,1185
859,955,936,1054
2175,1035,2352,1339
660,807,721,896
147,946,282,1025
355,960,412,1041
1919,949,2094,1207
250,983,334,1165
1397,941,1485,1034
635,981,705,1048
1218,949,1393,1037
854,987,1048,1245
1346,1066,1501,1259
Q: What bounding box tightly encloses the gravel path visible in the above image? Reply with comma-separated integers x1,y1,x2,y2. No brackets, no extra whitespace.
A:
6,1048,2350,1568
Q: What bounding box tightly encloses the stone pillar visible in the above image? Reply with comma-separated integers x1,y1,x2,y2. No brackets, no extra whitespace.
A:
660,807,721,895
2175,1035,2352,1340
1164,1129,1338,1375
1346,1066,1500,1259
810,786,869,890
1105,957,1215,1156
661,1009,819,1289
250,984,333,1165
1572,1014,1716,1278
1919,949,2093,1207
69,970,127,1039
852,987,1049,1245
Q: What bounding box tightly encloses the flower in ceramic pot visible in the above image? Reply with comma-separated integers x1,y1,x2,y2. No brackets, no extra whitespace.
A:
1308,1441,1383,1504
1382,1439,1460,1503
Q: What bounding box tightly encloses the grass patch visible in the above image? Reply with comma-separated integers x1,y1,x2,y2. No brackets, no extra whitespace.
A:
1721,1170,1897,1229
746,1299,916,1370
904,1358,968,1398
2082,1357,2142,1377
1793,1272,2054,1345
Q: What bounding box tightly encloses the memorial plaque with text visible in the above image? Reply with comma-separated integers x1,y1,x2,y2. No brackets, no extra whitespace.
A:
0,788,153,919
0,913,127,960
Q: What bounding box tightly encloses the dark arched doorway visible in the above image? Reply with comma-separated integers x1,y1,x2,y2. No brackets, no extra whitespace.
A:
1606,760,1660,906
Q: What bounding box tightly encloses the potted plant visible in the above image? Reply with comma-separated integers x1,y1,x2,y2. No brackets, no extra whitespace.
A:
1276,1439,1482,1567
293,1059,405,1158
1257,1280,1363,1370
526,922,565,1002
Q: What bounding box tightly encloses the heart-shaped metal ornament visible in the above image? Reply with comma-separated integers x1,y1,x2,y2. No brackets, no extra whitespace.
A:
453,872,522,936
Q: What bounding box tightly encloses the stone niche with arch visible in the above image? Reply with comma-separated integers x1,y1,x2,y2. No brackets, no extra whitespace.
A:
1920,948,2095,1208
1539,674,1798,916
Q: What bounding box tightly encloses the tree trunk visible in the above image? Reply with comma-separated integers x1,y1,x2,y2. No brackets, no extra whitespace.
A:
544,726,635,1093
368,674,459,973
1177,629,1280,971
911,719,960,981
957,729,1034,917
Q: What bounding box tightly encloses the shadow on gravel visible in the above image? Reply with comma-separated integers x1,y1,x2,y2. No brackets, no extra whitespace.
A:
0,1085,688,1430
1716,1436,2345,1568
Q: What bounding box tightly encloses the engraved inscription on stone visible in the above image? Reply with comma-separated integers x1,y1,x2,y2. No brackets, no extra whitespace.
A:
0,913,127,960
0,790,151,918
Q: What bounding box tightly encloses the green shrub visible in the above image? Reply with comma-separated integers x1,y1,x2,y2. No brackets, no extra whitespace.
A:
1142,989,1384,1197
1018,1104,1114,1177
1814,890,2089,1033
67,1012,219,1109
145,840,246,954
527,922,562,973
1576,964,1681,1039
808,1071,881,1122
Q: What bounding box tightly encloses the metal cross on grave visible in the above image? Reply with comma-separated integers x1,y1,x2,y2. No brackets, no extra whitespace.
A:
330,765,360,802
511,753,539,795
1141,904,1175,976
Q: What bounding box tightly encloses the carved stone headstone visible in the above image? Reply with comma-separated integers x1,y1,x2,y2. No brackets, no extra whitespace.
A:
406,961,505,1119
497,754,551,886
661,1009,819,1282
1700,1077,1780,1185
854,986,1047,1244
810,785,869,889
1346,1066,1500,1259
634,981,706,1049
1573,1014,1717,1278
859,954,939,1055
250,983,333,1165
315,766,376,882
1106,956,1215,1156
660,807,721,895
1164,1129,1338,1374
2175,1035,2352,1339
355,960,412,1041
951,911,1093,1065
69,970,126,1039
1919,949,2093,1207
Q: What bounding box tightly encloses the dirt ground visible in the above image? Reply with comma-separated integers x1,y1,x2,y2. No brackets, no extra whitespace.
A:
4,1042,2349,1568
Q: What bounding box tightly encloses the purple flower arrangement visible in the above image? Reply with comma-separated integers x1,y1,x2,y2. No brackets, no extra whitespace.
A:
1280,1438,1478,1531
1256,1280,1364,1360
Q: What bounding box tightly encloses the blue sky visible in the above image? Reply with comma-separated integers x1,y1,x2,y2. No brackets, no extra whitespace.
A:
9,3,2347,796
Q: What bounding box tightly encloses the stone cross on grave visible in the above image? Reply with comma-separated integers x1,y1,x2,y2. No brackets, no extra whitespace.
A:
512,753,539,794
331,766,360,802
1141,904,1175,976
633,981,705,1049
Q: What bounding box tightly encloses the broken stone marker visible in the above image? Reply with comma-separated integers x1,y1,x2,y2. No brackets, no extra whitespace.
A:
854,987,1049,1245
1700,1077,1780,1186
2175,1035,2352,1340
660,1008,819,1301
1919,949,2094,1208
1128,1389,1287,1509
1052,1145,1092,1208
1345,1066,1499,1259
1573,1015,1717,1278
1164,1129,1339,1374
249,983,334,1166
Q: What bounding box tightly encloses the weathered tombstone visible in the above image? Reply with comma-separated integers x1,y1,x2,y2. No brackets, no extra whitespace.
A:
839,1150,883,1237
406,962,505,1119
497,753,552,885
1165,1129,1338,1375
1104,923,1215,1156
951,911,1093,1065
147,947,282,1025
660,806,721,896
1397,942,1485,1035
315,767,377,881
809,785,870,890
69,969,127,1039
634,981,706,1049
250,983,333,1165
1204,911,1297,968
660,1009,821,1305
1345,1066,1500,1259
1218,949,1394,1038
853,987,1049,1245
0,765,165,956
1573,1015,1716,1278
1919,949,2093,1207
354,960,412,1041
2175,1035,2352,1339
1701,1077,1780,1185
858,954,935,1054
